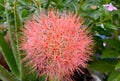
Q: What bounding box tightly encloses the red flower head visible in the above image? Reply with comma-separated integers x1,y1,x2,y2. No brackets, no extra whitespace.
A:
20,10,94,81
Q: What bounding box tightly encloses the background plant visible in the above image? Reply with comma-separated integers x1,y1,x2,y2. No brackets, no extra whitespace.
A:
0,0,120,81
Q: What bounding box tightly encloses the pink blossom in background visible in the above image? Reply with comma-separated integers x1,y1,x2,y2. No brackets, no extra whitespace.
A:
20,10,94,81
103,3,117,11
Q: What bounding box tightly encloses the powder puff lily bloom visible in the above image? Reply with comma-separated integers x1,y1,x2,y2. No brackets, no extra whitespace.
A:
103,3,117,11
20,10,94,81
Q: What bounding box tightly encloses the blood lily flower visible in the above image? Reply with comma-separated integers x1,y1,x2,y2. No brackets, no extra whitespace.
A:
20,10,94,81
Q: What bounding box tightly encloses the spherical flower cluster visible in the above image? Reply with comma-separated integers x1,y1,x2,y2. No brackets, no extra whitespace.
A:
20,10,94,81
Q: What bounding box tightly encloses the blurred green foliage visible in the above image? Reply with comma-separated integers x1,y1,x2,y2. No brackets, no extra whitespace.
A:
0,0,120,81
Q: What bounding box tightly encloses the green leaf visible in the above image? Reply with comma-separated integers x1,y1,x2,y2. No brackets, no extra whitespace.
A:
112,10,120,17
0,0,4,9
102,49,120,58
0,34,20,79
108,71,120,81
21,9,30,18
104,39,120,51
90,10,102,20
21,62,38,81
39,75,46,81
4,0,21,79
92,26,111,36
115,62,120,70
0,27,7,36
0,65,18,81
104,22,118,30
14,0,22,79
14,0,22,31
89,60,117,73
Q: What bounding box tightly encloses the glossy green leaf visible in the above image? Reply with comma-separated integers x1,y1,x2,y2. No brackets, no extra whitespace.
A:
102,49,120,58
0,34,20,79
0,65,18,81
92,26,111,36
104,22,118,30
108,71,120,81
89,60,117,73
104,39,120,51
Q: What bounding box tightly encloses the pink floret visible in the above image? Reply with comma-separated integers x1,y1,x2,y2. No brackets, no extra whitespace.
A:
103,3,117,11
